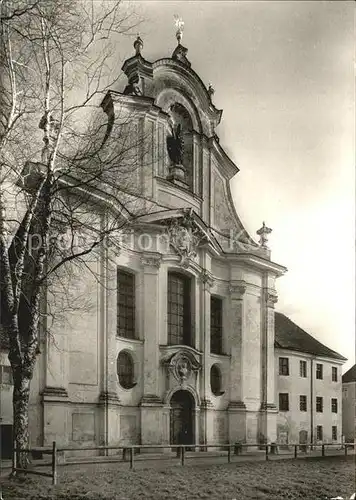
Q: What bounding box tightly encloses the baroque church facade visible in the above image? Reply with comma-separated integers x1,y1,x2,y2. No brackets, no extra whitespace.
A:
0,31,345,454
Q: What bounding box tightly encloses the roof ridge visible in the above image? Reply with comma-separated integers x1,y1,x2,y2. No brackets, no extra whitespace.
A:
342,363,356,382
274,311,347,361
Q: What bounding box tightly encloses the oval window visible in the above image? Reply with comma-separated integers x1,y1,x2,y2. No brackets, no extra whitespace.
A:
117,351,135,389
210,364,223,396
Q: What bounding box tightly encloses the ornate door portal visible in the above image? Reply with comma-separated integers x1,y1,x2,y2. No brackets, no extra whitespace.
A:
170,390,194,447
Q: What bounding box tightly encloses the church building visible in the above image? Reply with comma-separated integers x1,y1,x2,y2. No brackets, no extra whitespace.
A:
0,28,346,456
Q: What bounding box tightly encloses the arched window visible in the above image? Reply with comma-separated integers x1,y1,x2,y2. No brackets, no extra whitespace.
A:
167,272,192,346
210,364,223,396
117,351,135,389
117,269,136,339
210,296,223,354
168,103,194,189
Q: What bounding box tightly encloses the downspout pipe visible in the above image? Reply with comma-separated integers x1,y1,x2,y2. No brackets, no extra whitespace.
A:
310,356,315,448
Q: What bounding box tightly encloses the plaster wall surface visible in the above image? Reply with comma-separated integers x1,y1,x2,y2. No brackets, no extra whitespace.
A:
342,382,356,442
275,349,343,444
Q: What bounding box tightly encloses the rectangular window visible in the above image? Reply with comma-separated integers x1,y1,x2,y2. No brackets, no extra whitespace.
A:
279,357,289,376
299,395,307,412
300,360,307,378
279,393,289,411
332,426,337,441
316,396,323,413
316,363,323,380
210,296,223,354
0,366,13,385
117,270,135,339
332,367,338,382
168,273,191,346
331,398,338,413
316,425,323,441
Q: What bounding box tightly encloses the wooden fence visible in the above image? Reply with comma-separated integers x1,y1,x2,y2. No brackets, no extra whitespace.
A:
10,441,356,486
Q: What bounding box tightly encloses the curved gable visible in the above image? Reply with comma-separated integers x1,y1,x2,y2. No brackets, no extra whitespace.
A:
105,37,268,257
153,59,222,135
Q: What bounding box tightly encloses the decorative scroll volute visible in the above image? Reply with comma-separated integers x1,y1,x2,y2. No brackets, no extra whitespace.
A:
229,281,247,300
199,269,214,289
264,288,278,308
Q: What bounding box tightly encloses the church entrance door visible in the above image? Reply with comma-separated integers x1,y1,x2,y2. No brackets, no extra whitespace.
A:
0,425,13,459
170,390,194,448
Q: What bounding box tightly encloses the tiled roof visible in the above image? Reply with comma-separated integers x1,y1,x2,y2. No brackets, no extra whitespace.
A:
274,312,347,361
342,364,356,383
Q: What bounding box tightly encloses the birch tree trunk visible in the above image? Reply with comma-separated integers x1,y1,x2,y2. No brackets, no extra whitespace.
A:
0,2,143,476
12,372,32,469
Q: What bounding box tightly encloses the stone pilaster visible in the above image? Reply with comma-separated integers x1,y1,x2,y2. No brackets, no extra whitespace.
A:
140,396,165,447
98,391,121,452
193,133,201,196
199,269,214,445
41,386,69,447
98,244,121,448
140,253,164,445
43,335,68,397
259,286,278,443
141,253,161,398
105,250,122,398
228,281,247,443
42,325,69,446
200,398,215,445
228,281,246,403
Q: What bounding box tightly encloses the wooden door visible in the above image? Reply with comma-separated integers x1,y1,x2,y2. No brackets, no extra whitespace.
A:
170,390,193,446
1,425,13,459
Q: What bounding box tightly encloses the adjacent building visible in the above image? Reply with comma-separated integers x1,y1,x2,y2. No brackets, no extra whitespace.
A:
275,313,345,445
342,364,356,443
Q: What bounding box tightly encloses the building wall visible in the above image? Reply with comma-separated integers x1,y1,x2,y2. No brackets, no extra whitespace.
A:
5,51,343,455
275,349,343,444
342,382,356,442
0,352,13,426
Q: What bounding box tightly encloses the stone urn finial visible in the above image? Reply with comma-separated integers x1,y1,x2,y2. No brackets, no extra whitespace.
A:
257,221,272,248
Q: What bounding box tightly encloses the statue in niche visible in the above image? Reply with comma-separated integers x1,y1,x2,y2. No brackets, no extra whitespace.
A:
166,122,184,165
123,75,143,96
177,358,189,382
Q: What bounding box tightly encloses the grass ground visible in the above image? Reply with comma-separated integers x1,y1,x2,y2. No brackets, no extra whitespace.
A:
0,455,355,500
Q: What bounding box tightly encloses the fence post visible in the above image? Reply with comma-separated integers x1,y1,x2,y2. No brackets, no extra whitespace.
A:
265,444,269,461
322,444,325,457
294,445,297,459
344,444,348,456
52,441,57,485
228,445,231,463
12,440,17,476
180,446,185,466
129,447,134,470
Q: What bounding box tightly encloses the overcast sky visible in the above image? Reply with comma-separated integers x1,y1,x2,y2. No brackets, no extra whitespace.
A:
118,1,354,370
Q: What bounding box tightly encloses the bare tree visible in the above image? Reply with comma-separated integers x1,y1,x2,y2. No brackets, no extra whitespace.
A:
0,0,154,469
